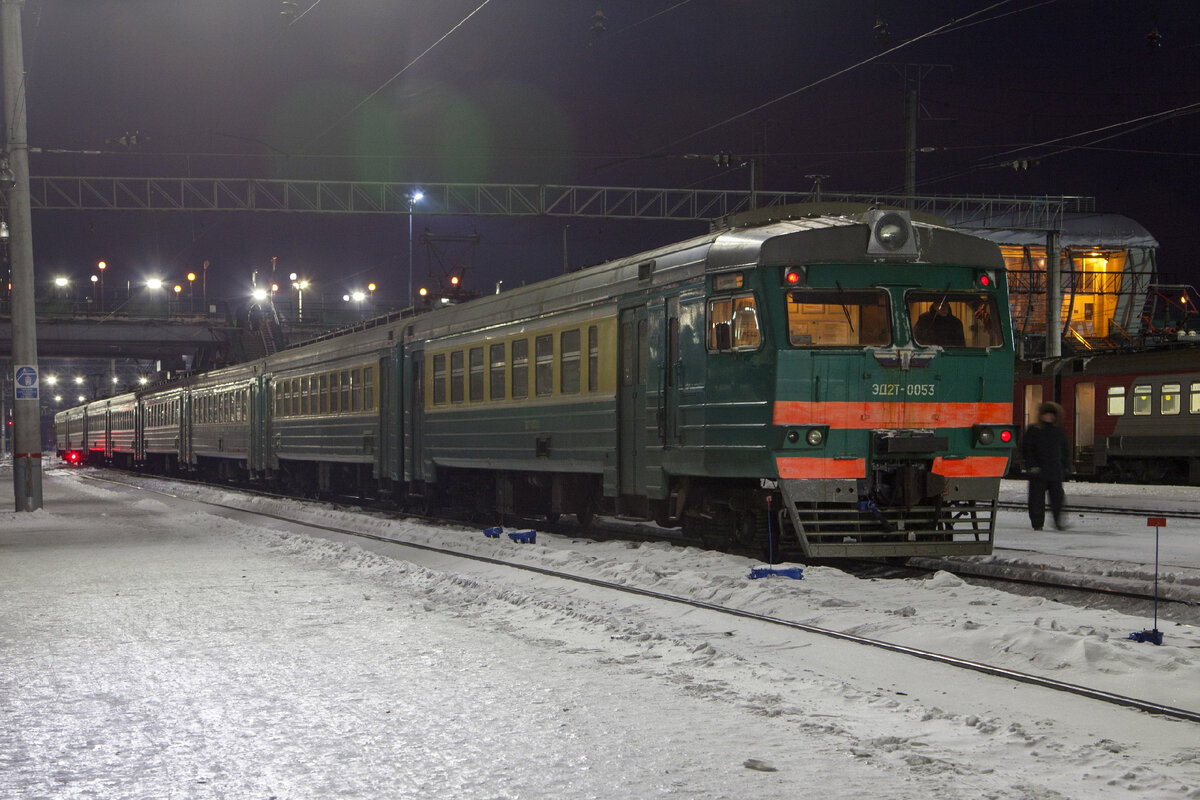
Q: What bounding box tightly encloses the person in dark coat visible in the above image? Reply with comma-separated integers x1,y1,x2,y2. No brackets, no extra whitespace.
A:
1022,401,1072,530
914,299,966,347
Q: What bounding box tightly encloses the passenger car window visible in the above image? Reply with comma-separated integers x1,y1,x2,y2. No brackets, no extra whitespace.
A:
1162,383,1181,415
1132,384,1151,416
535,335,554,396
560,330,581,394
1106,386,1125,416
489,343,506,400
511,340,529,400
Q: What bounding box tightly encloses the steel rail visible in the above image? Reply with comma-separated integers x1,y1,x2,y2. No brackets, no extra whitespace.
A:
80,472,1200,726
997,500,1200,520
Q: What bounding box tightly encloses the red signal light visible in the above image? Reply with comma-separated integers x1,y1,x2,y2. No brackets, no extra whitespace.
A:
785,270,801,285
978,272,993,288
1000,429,1013,443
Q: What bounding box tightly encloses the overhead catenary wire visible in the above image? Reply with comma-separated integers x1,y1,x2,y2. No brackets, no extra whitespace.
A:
303,0,494,152
649,0,1030,156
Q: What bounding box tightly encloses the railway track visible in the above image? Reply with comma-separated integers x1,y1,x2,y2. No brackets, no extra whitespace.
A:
997,500,1200,520
79,470,1200,726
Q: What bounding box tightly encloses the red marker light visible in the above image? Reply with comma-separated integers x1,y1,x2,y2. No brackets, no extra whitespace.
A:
979,275,991,287
1000,429,1013,443
785,270,801,285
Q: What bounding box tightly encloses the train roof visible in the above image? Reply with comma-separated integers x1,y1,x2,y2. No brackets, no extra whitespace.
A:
407,212,1002,342
946,212,1158,249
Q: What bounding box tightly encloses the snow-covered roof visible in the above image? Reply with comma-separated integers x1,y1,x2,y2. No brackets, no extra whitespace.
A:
947,212,1159,249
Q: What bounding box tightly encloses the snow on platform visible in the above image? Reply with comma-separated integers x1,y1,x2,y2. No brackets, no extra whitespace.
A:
2,464,1199,799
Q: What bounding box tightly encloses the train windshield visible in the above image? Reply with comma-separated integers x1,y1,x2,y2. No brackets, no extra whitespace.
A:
786,288,891,347
906,291,1004,348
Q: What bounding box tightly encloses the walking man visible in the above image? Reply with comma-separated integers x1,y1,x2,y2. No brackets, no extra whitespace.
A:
1022,401,1071,530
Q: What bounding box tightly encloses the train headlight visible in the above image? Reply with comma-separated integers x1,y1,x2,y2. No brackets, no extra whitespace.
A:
874,214,909,251
805,428,824,446
978,429,995,445
864,210,919,257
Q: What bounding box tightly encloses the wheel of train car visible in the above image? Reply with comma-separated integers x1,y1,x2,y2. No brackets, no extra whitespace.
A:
734,510,772,562
575,502,596,530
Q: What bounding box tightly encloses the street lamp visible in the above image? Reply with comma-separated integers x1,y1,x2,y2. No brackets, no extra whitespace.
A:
290,273,309,322
97,261,106,312
408,189,424,308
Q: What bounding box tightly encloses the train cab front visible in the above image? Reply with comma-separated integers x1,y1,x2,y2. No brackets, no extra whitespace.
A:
770,210,1017,559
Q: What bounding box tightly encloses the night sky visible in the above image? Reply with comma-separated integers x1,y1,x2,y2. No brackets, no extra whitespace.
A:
11,1,1200,305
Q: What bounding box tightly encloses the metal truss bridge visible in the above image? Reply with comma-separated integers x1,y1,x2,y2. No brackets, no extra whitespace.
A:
15,176,1094,230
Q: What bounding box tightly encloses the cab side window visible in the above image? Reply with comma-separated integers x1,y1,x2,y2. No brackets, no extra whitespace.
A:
708,294,760,351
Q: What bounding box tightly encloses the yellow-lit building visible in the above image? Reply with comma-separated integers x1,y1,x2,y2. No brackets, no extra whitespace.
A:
953,214,1159,355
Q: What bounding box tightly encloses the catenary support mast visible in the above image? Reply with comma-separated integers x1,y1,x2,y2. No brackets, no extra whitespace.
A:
3,0,43,510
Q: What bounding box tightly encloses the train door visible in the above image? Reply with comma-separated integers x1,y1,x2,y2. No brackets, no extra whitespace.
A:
662,297,681,446
104,405,113,461
378,354,395,480
179,392,191,468
248,380,262,474
1023,384,1043,427
135,400,144,463
1074,381,1095,462
618,305,650,496
408,349,426,482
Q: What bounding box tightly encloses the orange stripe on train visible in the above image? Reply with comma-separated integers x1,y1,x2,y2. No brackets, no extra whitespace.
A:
931,456,1010,478
773,401,1012,429
776,457,866,479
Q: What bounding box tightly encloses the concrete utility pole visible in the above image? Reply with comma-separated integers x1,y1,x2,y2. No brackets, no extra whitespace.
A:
2,0,44,510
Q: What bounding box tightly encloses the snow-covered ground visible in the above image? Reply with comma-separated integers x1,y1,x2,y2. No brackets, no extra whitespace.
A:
2,463,1198,799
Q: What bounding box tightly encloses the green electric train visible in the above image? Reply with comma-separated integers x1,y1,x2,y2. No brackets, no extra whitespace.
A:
57,208,1016,560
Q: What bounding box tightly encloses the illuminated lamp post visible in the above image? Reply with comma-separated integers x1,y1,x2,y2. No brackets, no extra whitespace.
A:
345,290,366,320
90,274,98,306
146,277,163,317
407,189,424,308
290,273,308,322
97,261,106,311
